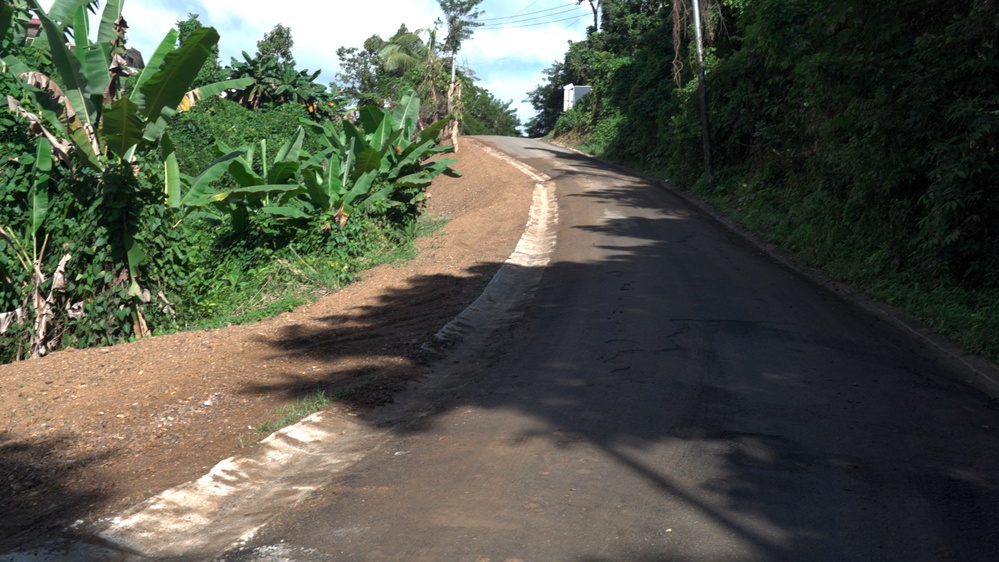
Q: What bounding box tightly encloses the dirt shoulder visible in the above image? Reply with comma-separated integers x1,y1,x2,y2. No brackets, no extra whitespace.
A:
0,137,536,552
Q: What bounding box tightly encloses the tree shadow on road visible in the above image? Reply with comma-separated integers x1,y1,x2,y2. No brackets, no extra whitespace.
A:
250,145,999,561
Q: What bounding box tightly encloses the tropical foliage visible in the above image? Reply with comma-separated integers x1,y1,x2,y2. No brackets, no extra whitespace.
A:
0,0,462,363
535,0,999,359
337,1,521,137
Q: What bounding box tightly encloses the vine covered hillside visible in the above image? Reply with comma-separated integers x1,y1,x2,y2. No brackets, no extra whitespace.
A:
532,0,998,360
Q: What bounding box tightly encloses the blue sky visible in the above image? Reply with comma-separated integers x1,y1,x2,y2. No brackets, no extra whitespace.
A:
43,0,593,126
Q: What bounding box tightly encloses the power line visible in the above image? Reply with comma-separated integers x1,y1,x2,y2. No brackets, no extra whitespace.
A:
477,3,580,22
478,5,581,26
479,14,588,30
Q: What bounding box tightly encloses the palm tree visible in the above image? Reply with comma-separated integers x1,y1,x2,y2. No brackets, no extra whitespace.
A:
377,25,434,73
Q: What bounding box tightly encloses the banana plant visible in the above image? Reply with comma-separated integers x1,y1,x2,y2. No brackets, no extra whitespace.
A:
302,90,459,226
0,137,70,358
179,127,311,233
179,91,460,234
4,0,249,295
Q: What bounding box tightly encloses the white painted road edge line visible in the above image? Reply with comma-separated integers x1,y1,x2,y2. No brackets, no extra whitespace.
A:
423,138,558,354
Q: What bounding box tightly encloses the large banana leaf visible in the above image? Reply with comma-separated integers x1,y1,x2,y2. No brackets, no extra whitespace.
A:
418,116,451,146
337,170,378,217
354,183,395,214
139,27,219,142
260,206,309,220
25,0,97,139
44,0,89,29
81,44,110,101
359,106,392,150
129,29,177,100
341,120,369,158
96,0,123,45
177,77,253,112
187,184,301,207
391,91,420,138
226,154,265,187
275,127,305,163
266,161,300,185
179,150,244,207
30,138,52,238
103,97,144,158
71,5,91,60
353,147,384,177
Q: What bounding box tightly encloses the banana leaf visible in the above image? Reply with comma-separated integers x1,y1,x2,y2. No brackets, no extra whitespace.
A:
162,133,181,207
260,206,309,220
71,5,90,61
44,0,89,29
129,29,177,100
24,0,97,143
178,77,253,112
103,97,144,158
391,91,420,138
96,0,123,45
274,126,305,163
353,147,383,177
139,27,220,142
30,138,52,238
226,154,265,187
266,160,300,185
179,150,244,207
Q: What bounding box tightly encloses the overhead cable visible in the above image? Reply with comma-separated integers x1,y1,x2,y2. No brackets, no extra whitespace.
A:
478,14,588,30
477,3,581,22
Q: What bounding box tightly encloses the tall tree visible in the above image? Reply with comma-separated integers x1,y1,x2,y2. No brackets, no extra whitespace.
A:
436,0,484,148
577,0,601,31
256,23,295,66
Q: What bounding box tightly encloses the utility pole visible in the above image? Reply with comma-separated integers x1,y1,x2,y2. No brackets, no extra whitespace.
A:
691,0,713,182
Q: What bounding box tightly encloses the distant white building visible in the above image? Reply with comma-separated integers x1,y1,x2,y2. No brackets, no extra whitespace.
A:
563,84,592,111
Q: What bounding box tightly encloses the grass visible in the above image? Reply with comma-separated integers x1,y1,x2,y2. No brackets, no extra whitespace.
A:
237,389,343,448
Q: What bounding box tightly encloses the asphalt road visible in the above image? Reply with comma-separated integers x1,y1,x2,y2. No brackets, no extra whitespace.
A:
227,137,999,561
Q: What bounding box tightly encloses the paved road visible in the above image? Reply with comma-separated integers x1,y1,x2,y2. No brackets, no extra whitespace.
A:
228,137,999,561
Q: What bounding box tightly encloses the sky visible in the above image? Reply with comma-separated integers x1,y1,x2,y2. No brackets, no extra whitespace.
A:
42,0,594,126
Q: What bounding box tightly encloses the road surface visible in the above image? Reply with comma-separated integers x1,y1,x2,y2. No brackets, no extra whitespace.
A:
227,137,999,561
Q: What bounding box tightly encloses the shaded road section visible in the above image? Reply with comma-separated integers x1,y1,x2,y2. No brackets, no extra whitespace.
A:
227,137,999,561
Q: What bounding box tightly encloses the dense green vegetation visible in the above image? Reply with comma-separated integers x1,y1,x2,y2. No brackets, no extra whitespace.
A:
0,0,513,363
533,0,998,360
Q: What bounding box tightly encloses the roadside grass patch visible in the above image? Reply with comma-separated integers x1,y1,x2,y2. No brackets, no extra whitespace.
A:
238,389,340,448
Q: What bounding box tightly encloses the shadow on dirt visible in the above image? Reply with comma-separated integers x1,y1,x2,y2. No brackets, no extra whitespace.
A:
237,264,504,409
250,143,999,560
0,434,112,552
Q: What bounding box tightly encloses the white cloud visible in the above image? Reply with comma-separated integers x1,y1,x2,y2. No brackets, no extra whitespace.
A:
38,0,590,127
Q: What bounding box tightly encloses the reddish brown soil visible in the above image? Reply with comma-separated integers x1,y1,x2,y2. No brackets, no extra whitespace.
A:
0,138,535,551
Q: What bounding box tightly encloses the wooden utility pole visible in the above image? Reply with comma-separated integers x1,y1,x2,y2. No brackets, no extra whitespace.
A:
691,0,713,182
